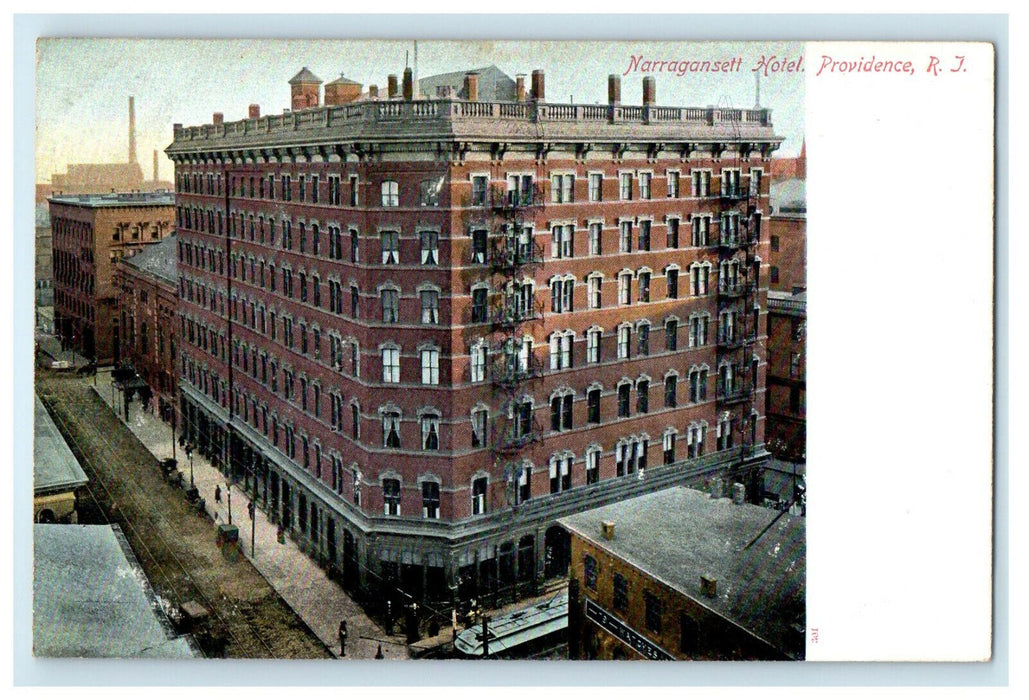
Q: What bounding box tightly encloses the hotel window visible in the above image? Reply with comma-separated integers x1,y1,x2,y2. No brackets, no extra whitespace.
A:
471,288,488,323
666,218,679,248
420,178,442,207
551,224,574,259
350,285,359,318
351,403,360,439
299,176,306,202
691,216,709,247
689,368,708,403
770,266,780,284
382,478,401,515
381,180,399,207
691,169,711,197
689,315,709,348
421,347,440,385
421,415,440,451
550,278,574,314
637,323,650,356
472,477,488,514
549,454,572,494
382,412,401,449
664,375,677,408
549,331,573,370
349,175,359,206
667,268,680,299
691,264,710,296
618,273,631,306
551,174,574,203
721,168,741,197
639,172,652,200
513,399,534,440
587,388,601,424
420,290,440,324
381,231,399,264
771,234,780,252
665,319,678,351
638,271,651,303
619,173,633,200
636,379,649,414
588,275,602,309
550,393,573,432
420,231,439,265
471,229,488,264
471,408,488,448
381,347,400,384
329,175,341,205
613,573,629,612
471,175,488,206
667,171,680,198
584,554,598,590
586,328,601,364
470,341,488,383
617,383,631,418
790,352,802,378
586,449,600,485
619,221,632,253
639,220,651,251
588,173,603,202
749,168,763,196
687,424,706,458
588,222,602,256
717,416,733,451
422,481,440,518
350,229,360,263
381,289,399,324
516,467,532,505
617,325,631,359
507,174,535,206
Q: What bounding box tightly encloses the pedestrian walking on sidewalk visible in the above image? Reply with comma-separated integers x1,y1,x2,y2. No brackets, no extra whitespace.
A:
375,644,384,659
338,619,348,657
215,485,222,504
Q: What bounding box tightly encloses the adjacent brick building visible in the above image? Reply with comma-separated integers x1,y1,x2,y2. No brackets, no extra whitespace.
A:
165,66,781,608
50,192,175,364
114,234,180,419
560,485,805,660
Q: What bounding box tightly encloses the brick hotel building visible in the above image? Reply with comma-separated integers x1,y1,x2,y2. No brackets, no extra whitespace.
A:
166,66,781,606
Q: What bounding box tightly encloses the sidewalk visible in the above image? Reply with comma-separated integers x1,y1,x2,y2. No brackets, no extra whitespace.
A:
90,369,410,660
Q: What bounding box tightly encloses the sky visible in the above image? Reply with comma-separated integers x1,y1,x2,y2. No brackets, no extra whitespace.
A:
35,38,805,184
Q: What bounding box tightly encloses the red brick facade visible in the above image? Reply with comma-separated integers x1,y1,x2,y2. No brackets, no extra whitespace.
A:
166,70,782,605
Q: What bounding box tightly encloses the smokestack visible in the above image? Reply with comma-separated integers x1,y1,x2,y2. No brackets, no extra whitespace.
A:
388,74,398,99
128,96,137,164
249,104,261,119
464,73,479,102
515,75,526,103
607,74,621,105
403,67,413,101
153,150,158,182
531,69,545,101
213,112,224,125
642,77,656,106
413,40,420,99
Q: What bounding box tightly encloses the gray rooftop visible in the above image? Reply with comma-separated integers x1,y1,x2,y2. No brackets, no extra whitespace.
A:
34,395,88,496
559,486,805,658
289,66,322,85
121,233,178,284
48,191,175,209
33,524,200,658
419,65,517,102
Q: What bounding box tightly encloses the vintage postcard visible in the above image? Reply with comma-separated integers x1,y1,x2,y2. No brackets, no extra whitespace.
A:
25,34,995,676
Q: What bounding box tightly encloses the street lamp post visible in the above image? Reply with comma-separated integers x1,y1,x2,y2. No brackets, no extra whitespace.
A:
186,442,194,488
227,482,232,525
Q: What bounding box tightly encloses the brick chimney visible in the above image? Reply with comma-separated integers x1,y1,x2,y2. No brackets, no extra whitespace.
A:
709,477,723,498
464,72,479,101
642,76,656,105
601,521,615,540
212,112,224,125
403,67,413,100
289,67,322,110
608,74,621,105
732,482,746,505
369,84,379,99
152,150,158,182
701,575,718,598
531,69,545,101
248,104,261,119
515,74,526,102
388,74,398,99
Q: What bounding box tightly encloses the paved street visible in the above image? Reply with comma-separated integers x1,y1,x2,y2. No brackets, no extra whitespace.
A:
90,366,411,660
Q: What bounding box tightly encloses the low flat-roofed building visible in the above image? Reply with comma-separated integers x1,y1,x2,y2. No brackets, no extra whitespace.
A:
33,395,88,523
33,524,201,658
560,485,804,660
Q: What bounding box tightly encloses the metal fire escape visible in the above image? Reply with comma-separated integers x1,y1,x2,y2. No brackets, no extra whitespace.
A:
715,107,762,478
484,177,546,494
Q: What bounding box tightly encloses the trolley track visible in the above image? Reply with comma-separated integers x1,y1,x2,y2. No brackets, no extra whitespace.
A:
36,371,331,659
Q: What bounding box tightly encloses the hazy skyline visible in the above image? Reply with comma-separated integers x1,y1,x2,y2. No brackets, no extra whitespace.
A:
35,39,805,184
